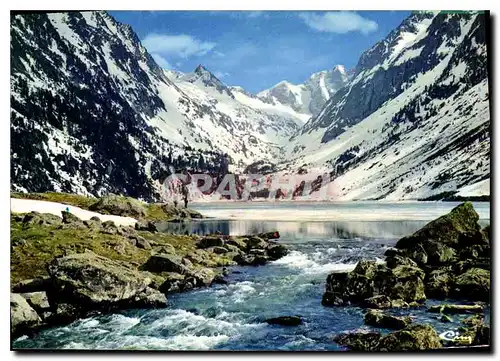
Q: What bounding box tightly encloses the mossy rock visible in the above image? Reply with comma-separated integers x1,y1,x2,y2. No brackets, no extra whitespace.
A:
364,309,412,330
376,265,426,303
362,295,392,309
206,246,229,254
425,267,455,299
334,331,382,351
89,194,146,218
398,243,428,266
386,255,418,269
61,211,83,224
422,240,457,265
453,268,490,301
384,247,404,258
21,291,51,314
378,324,442,351
267,243,289,260
11,293,42,338
142,254,190,274
396,202,480,249
353,259,378,278
47,251,166,311
324,262,426,307
22,212,62,227
458,244,490,260
242,236,268,251
225,237,247,250
197,236,225,249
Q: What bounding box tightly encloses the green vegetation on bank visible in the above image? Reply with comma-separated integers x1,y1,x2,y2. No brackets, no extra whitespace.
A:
10,207,287,338
10,215,198,283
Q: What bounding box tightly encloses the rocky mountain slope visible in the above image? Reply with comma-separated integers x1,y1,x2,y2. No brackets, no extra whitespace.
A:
257,65,349,117
283,11,490,200
10,11,305,200
10,11,490,201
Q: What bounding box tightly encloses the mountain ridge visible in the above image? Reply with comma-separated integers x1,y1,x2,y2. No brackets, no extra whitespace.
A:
10,10,490,201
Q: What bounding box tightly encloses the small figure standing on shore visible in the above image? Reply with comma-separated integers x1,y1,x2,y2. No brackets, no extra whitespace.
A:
181,184,189,208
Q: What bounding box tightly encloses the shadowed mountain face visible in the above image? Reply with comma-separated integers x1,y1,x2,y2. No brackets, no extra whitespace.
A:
10,11,301,199
10,11,490,201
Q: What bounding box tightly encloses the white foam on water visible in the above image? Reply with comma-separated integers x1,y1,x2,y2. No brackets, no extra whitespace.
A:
78,319,100,328
94,334,230,350
149,309,263,336
283,335,317,348
161,334,230,350
215,281,258,304
104,314,141,331
62,342,88,349
272,250,357,274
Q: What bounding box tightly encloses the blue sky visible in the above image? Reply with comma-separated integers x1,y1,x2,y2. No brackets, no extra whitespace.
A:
110,11,411,93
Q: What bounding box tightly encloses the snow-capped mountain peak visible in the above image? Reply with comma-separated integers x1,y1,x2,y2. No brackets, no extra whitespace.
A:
257,65,349,117
10,10,490,202
181,64,234,97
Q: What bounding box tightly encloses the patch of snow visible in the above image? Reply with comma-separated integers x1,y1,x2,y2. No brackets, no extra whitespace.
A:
11,198,138,226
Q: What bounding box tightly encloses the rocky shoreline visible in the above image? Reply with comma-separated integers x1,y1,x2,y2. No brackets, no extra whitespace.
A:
10,197,288,339
11,196,491,351
324,202,490,350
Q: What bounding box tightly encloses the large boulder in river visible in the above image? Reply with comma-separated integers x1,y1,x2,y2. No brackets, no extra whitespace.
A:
265,315,303,326
378,324,442,351
396,202,480,250
362,295,393,309
11,293,42,337
322,260,426,307
386,255,418,269
334,331,382,351
47,251,166,312
425,267,455,299
364,309,412,330
322,260,379,306
334,324,442,351
452,268,490,301
376,265,426,303
89,194,146,218
267,243,289,260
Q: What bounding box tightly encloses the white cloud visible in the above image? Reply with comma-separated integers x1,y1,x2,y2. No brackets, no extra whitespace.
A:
214,71,230,79
142,34,216,58
213,51,225,58
151,53,172,69
299,11,378,34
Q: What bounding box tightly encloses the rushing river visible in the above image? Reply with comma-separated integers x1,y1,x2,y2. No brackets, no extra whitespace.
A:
13,202,490,350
